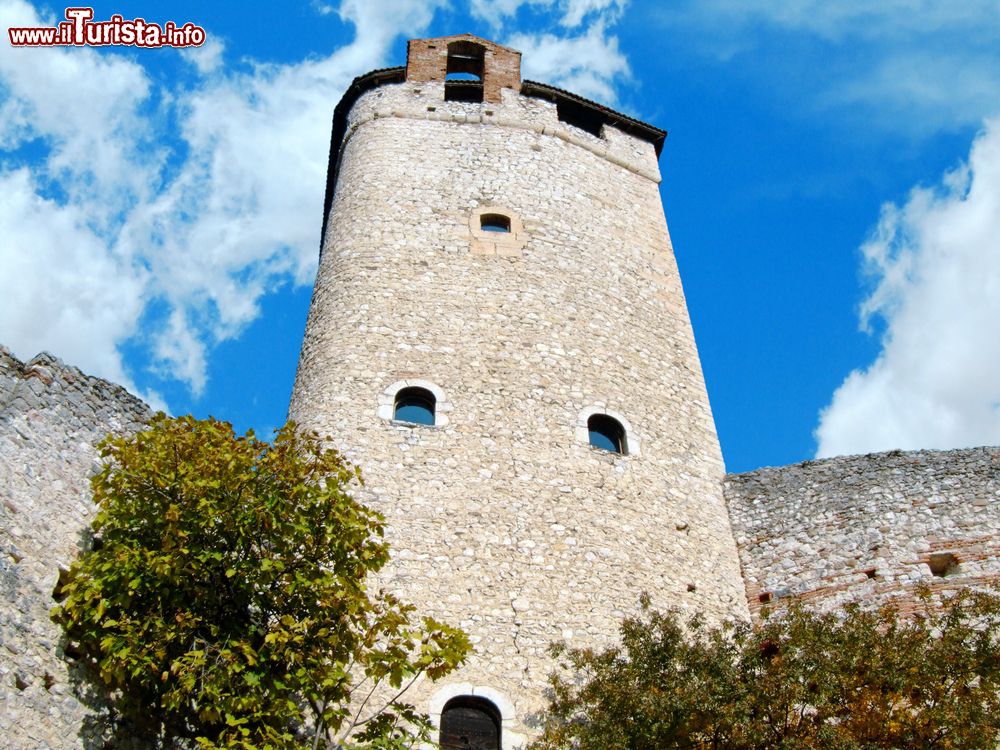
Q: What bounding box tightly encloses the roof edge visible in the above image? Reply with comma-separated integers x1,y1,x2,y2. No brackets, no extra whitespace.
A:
521,80,666,156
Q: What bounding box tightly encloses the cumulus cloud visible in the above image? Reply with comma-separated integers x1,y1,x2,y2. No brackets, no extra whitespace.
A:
0,3,155,203
0,169,148,390
466,0,631,103
815,119,1000,457
0,0,445,403
508,21,629,104
559,0,626,28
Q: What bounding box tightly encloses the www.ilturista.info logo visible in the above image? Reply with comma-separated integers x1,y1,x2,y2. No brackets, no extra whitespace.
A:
8,7,206,48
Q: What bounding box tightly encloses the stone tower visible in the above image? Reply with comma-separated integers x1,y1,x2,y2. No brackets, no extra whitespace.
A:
288,35,749,748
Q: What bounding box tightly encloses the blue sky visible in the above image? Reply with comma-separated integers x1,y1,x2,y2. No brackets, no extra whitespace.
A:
1,0,998,473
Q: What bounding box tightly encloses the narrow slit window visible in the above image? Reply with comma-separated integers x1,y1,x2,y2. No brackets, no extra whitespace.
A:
588,414,627,454
480,213,511,233
394,386,436,426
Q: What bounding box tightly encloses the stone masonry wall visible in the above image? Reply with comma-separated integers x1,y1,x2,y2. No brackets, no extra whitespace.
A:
0,346,150,749
725,447,1000,619
288,68,749,745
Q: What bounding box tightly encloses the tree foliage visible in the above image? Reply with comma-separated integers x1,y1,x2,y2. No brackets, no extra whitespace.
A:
530,591,1000,750
53,415,469,749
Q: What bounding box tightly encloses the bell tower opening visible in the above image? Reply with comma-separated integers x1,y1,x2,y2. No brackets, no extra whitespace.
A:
445,40,485,102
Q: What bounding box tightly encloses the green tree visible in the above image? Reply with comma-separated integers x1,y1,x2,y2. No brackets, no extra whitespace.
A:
53,415,469,750
530,591,1000,750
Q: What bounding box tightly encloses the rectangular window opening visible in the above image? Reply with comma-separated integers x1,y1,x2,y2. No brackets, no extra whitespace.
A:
445,81,484,103
556,99,604,138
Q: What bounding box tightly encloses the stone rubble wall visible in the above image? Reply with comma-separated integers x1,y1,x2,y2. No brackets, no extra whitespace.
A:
0,346,150,749
725,447,1000,619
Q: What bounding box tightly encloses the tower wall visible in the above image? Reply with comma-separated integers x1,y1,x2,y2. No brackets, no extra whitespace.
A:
289,43,748,742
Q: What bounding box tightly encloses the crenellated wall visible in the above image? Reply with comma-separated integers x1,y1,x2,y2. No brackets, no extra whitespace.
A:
0,346,150,749
725,447,1000,619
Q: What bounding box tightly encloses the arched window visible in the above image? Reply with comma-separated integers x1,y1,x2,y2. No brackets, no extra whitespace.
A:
446,40,485,79
440,696,501,750
445,41,485,102
394,386,436,426
479,213,511,233
588,413,627,454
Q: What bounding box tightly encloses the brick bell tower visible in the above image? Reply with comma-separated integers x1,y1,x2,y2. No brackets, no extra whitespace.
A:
289,34,748,748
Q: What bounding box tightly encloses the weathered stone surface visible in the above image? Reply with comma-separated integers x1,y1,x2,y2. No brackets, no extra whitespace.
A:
288,35,748,744
0,346,150,749
725,447,1000,619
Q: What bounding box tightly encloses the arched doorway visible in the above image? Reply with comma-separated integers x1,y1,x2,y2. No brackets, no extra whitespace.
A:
439,695,501,750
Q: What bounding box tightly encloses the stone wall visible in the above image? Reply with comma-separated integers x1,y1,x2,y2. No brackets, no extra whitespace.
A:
288,40,749,744
725,447,1000,619
0,346,150,749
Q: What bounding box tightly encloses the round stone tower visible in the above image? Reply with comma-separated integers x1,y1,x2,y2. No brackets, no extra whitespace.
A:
289,34,749,748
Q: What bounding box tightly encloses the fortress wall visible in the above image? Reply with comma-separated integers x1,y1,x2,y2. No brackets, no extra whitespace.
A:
0,346,149,749
725,447,1000,619
289,76,749,737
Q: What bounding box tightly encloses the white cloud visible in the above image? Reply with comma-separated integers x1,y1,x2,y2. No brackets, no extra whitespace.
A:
830,51,1000,135
507,21,629,104
469,0,533,26
0,1,155,205
815,118,1000,457
179,36,224,75
0,168,148,391
657,0,1000,134
0,0,445,402
560,0,625,28
686,0,999,42
470,0,625,29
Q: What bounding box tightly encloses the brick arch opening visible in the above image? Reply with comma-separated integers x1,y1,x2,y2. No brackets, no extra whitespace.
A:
446,41,485,102
446,40,485,79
